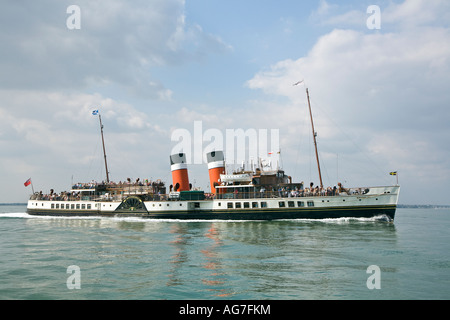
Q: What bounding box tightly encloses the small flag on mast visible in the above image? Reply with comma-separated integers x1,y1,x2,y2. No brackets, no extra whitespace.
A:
92,110,99,115
24,178,31,187
390,171,397,176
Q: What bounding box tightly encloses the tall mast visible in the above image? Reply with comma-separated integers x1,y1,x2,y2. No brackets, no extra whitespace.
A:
306,88,323,189
98,113,110,183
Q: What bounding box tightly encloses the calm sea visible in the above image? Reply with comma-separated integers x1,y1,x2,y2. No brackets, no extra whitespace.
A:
0,205,449,301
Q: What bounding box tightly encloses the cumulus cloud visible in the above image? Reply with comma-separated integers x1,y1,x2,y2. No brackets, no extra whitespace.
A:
0,89,174,200
0,0,235,201
246,1,450,203
383,0,450,28
0,0,231,96
310,0,365,28
2,0,449,205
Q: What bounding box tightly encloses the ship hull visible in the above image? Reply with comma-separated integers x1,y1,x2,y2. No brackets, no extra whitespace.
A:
26,186,399,221
26,203,397,221
130,205,396,221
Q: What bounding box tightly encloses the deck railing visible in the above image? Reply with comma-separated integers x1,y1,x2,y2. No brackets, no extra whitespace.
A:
29,187,378,202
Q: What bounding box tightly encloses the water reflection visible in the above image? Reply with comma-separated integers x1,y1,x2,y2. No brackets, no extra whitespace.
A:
166,223,236,297
20,214,398,299
164,219,397,299
200,225,235,297
167,224,190,287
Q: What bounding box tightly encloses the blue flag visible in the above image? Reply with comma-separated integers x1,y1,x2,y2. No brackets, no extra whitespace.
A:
92,110,99,115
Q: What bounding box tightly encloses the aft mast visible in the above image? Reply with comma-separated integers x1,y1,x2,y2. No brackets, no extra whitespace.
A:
306,88,323,189
93,110,110,183
294,81,323,188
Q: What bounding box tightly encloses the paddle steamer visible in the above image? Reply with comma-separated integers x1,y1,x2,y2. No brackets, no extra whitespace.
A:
26,86,400,220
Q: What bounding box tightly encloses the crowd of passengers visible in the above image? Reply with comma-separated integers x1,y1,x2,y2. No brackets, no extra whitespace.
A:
281,182,342,197
71,178,162,190
31,180,368,201
262,182,354,197
32,189,86,201
32,178,162,201
218,182,368,199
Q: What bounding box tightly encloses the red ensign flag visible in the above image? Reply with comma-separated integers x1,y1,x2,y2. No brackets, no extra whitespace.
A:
24,178,31,187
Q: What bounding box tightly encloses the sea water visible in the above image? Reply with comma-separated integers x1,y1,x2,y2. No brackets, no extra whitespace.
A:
0,204,449,300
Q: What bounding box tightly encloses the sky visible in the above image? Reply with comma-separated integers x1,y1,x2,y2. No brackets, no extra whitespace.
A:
1,0,450,205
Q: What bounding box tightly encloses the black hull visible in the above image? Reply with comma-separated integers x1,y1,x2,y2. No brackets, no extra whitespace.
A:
27,205,396,221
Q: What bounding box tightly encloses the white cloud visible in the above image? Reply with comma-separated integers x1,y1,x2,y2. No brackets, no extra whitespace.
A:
2,0,449,205
310,0,365,28
0,89,173,201
0,0,236,201
383,0,450,28
0,0,231,97
246,0,450,204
